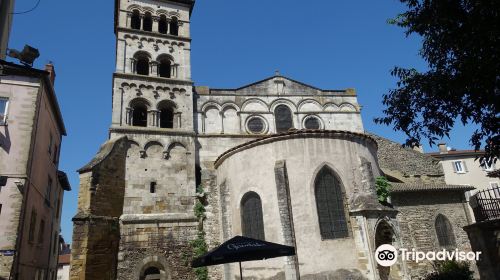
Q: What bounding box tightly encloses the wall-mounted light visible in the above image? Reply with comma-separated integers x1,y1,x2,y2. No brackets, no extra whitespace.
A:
7,45,40,66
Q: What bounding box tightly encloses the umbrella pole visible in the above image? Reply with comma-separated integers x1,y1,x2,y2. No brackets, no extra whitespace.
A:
239,261,243,279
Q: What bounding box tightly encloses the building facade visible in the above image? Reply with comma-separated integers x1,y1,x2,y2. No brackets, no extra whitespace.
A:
70,1,476,279
0,0,15,59
428,144,499,192
0,60,70,280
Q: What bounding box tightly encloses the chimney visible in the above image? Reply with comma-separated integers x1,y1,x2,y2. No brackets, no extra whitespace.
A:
412,145,424,153
438,143,448,153
45,63,56,86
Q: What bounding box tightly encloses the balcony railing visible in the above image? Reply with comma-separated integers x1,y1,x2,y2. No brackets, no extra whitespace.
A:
470,186,500,222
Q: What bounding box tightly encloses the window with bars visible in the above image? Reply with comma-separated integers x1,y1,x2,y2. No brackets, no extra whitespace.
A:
241,192,265,240
315,166,348,239
274,105,293,133
435,214,456,248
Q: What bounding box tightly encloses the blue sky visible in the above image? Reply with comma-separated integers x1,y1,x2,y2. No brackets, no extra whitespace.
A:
8,0,477,242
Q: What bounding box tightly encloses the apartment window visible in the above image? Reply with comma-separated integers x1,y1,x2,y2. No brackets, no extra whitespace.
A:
48,134,53,155
481,159,495,171
0,97,8,125
150,182,156,193
452,160,467,173
46,176,53,205
38,219,45,244
28,209,37,243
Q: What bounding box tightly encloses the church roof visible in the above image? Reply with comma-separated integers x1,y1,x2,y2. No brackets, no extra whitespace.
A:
214,130,376,168
200,74,356,96
391,183,474,193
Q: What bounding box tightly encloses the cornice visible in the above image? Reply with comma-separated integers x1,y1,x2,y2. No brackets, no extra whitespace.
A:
113,72,193,86
116,27,191,42
109,125,196,137
214,130,377,168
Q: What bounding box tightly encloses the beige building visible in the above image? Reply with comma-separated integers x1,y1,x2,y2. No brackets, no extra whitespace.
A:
0,0,15,59
428,144,499,191
70,1,477,279
0,60,70,280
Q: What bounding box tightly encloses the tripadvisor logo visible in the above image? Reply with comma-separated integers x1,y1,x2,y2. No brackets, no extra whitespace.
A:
375,245,482,267
375,244,398,267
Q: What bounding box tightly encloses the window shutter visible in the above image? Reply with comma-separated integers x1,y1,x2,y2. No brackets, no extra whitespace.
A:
452,162,457,173
462,161,468,172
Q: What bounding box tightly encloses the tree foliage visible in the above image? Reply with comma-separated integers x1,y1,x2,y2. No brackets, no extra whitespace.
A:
424,260,474,280
375,0,499,162
375,176,391,203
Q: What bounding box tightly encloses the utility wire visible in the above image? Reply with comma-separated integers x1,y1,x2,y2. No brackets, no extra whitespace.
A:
11,0,41,15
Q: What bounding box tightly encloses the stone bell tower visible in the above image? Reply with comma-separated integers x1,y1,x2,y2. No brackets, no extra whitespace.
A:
112,0,197,279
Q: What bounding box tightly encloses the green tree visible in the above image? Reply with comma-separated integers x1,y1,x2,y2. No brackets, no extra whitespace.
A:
424,260,474,280
375,0,499,162
375,176,391,203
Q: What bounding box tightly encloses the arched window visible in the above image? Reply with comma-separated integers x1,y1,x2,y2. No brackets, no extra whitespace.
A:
315,166,348,239
435,214,456,248
131,99,149,127
241,192,265,240
140,265,162,280
170,17,179,36
159,15,168,34
131,10,141,30
143,12,153,32
158,57,171,78
158,101,175,128
274,105,293,133
135,54,150,76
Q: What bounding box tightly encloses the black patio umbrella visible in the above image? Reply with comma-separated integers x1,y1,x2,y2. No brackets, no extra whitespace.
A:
191,235,295,279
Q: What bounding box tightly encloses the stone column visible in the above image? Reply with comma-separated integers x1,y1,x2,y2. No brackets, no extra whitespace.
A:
220,111,225,134
172,64,179,78
130,58,137,74
175,112,182,129
152,17,159,33
274,161,300,280
126,107,133,125
126,12,132,28
149,110,159,127
151,61,159,77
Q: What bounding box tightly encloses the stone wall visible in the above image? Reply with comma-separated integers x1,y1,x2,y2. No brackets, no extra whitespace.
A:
195,80,363,137
370,134,445,184
214,131,381,279
201,169,224,280
464,220,500,280
70,136,128,280
117,223,197,280
392,191,472,279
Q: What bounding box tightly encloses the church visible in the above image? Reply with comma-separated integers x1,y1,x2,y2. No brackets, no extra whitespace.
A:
69,0,475,279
